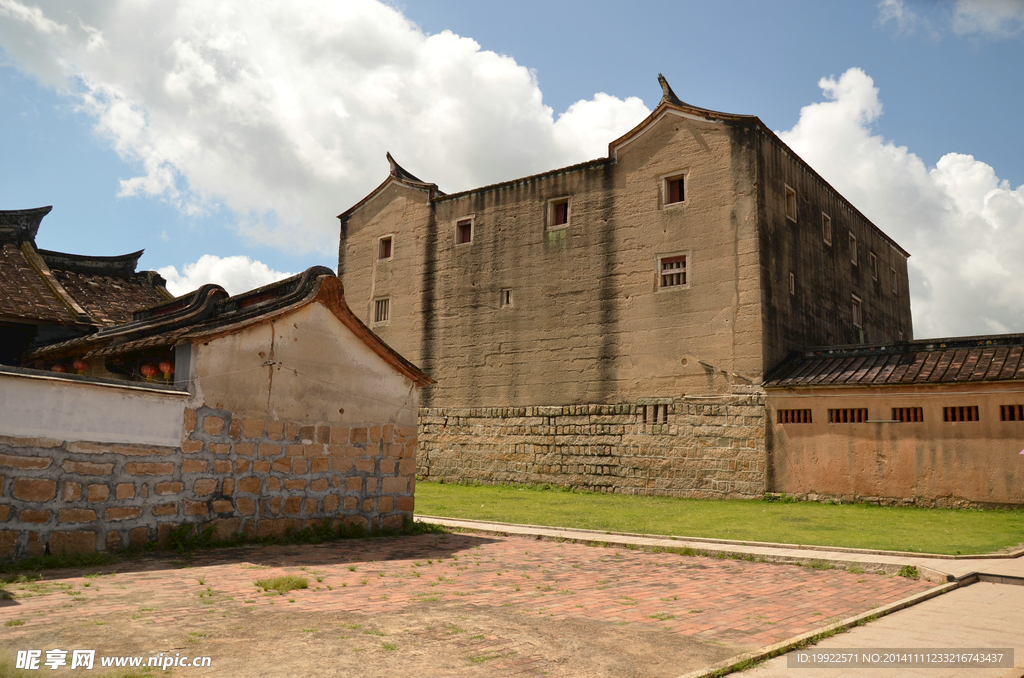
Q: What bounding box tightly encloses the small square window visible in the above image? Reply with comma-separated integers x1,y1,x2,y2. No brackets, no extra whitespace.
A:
822,213,832,245
789,272,795,295
500,289,513,308
891,268,898,294
869,252,878,280
547,198,570,229
378,235,393,261
456,218,473,245
658,253,688,289
784,185,797,222
852,294,862,328
849,232,858,265
662,172,686,207
373,297,390,325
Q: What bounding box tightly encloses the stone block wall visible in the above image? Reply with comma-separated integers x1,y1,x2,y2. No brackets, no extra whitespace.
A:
0,408,418,559
417,395,766,498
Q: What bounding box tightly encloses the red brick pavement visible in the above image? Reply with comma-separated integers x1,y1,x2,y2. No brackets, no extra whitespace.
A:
1,532,934,651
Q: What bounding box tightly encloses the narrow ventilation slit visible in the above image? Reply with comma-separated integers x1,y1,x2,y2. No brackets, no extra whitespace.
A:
641,404,668,425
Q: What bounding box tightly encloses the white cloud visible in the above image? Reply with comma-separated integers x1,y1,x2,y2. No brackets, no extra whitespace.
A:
778,68,1024,339
158,254,294,296
953,0,1024,37
876,0,935,35
877,0,1024,39
0,0,650,253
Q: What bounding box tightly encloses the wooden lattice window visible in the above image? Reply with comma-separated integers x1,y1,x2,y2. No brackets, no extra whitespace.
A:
778,409,812,424
828,408,868,423
892,407,923,422
943,406,979,422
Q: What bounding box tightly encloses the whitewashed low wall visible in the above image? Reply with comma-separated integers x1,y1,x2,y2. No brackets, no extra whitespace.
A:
0,368,187,447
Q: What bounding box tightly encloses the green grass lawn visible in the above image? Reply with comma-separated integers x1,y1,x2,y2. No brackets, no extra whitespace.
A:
415,481,1024,555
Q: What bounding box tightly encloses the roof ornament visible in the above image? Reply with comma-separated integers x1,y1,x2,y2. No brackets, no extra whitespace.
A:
385,152,427,184
657,73,684,107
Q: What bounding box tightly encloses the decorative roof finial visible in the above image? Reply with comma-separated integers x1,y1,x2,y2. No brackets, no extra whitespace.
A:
385,152,426,184
658,73,684,107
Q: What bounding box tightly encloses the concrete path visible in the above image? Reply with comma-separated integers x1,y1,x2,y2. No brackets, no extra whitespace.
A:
744,583,1024,678
418,516,1024,678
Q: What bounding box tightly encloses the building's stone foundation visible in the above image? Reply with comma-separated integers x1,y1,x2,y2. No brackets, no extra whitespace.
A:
418,395,766,498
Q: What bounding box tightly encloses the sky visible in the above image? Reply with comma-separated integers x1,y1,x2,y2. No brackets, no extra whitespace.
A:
1,0,1023,340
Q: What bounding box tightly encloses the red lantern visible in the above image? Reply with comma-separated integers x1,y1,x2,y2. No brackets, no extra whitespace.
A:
159,360,174,383
50,363,67,373
140,363,158,383
72,359,90,375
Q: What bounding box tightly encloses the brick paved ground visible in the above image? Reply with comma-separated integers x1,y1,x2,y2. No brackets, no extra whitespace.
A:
0,532,935,676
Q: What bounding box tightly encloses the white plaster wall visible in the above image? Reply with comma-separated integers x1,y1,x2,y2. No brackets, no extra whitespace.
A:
192,302,419,426
0,371,187,446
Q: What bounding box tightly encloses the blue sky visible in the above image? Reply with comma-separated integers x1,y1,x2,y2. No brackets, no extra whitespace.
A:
1,0,1023,338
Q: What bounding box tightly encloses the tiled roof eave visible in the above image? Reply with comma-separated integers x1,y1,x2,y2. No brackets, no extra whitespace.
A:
765,376,1024,390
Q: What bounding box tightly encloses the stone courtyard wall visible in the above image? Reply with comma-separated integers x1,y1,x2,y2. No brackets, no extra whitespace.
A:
0,370,418,560
417,394,766,498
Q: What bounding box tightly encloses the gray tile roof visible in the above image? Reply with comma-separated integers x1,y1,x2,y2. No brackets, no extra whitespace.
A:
764,335,1024,388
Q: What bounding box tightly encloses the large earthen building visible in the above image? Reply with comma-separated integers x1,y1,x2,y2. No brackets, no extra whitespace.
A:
336,76,954,502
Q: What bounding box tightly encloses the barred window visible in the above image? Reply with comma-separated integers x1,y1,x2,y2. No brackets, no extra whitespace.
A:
828,408,868,423
1001,405,1024,421
778,409,812,424
892,407,923,422
373,297,390,325
659,255,687,288
943,406,979,422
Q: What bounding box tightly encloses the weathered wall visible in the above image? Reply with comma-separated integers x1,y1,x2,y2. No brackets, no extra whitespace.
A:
341,112,766,408
755,132,913,370
767,383,1024,507
0,302,422,559
0,368,186,446
417,393,766,498
192,301,419,428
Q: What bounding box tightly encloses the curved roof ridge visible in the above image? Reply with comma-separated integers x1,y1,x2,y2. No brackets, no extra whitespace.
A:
386,151,428,184
38,248,145,278
0,206,53,242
